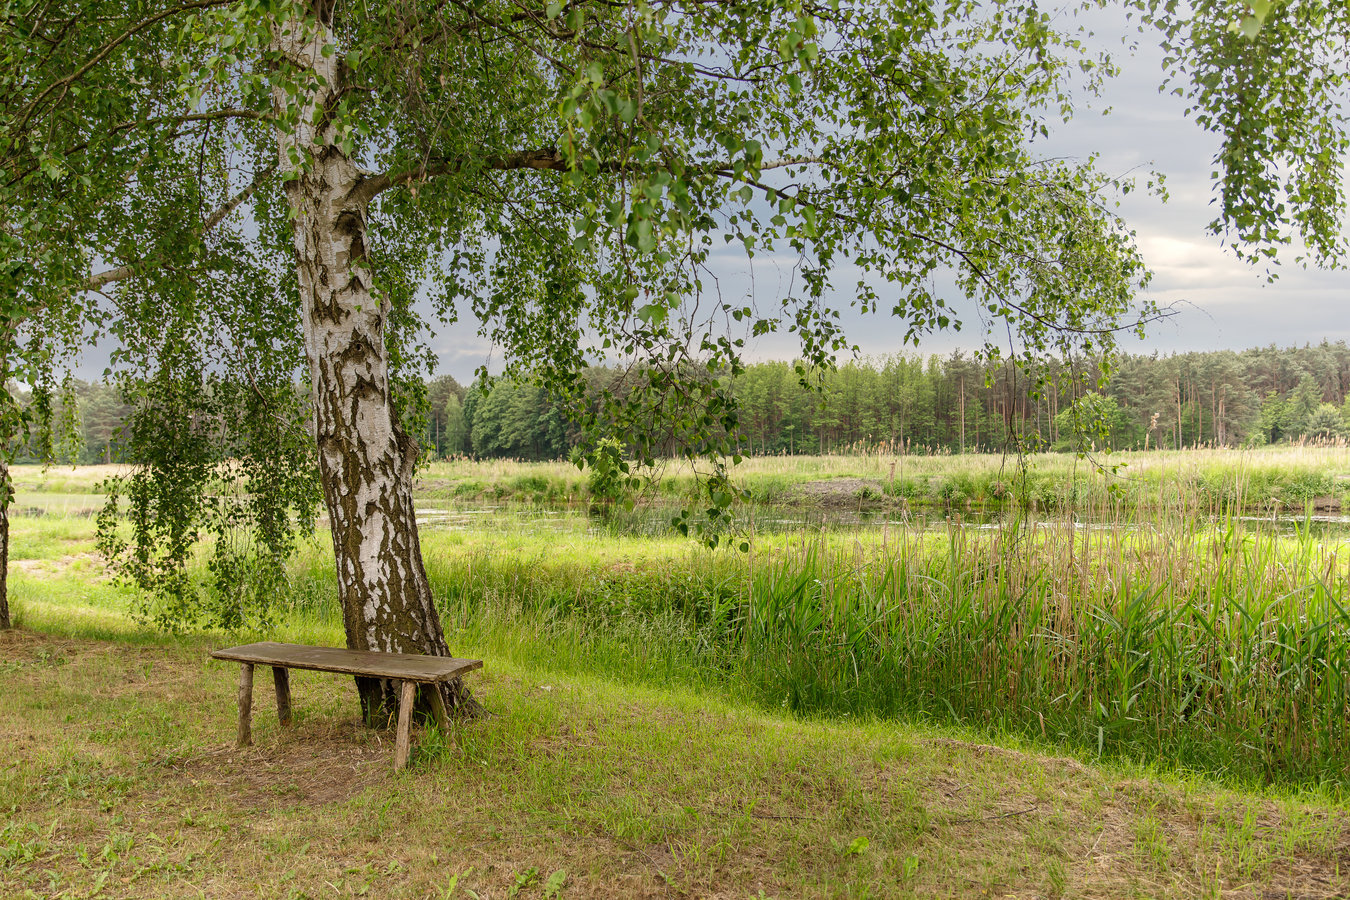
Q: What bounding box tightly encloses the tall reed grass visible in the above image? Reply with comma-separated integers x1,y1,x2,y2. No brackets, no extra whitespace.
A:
731,514,1350,787
272,500,1350,788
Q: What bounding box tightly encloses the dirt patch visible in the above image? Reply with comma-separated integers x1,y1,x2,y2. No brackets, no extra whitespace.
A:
160,726,388,808
10,552,104,577
0,625,109,659
926,735,1090,775
783,477,892,507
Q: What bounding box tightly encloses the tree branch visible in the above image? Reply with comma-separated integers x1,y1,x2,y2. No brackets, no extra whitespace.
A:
351,150,822,204
350,149,568,204
4,109,267,190
83,163,276,291
13,0,238,140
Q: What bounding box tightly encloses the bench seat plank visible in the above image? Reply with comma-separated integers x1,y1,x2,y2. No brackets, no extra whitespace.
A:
211,641,482,682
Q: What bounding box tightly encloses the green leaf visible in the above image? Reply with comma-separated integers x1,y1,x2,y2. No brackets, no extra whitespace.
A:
800,206,818,238
634,218,655,252
636,302,667,325
845,836,869,857
542,869,567,899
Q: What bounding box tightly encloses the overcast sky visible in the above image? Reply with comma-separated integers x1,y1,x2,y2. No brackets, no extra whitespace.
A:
427,9,1348,384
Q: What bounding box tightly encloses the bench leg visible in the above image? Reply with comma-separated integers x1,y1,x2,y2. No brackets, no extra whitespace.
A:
426,682,451,736
394,680,416,771
272,666,292,727
237,663,254,748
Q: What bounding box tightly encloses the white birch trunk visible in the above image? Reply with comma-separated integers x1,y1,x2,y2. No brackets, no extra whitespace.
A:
274,6,478,721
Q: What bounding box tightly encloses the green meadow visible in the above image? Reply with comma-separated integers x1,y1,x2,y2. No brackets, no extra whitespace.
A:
7,445,1350,897
412,445,1350,513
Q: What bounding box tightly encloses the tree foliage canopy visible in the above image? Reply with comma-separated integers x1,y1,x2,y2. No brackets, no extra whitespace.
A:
1,0,1344,629
8,0,1158,381
1137,0,1349,267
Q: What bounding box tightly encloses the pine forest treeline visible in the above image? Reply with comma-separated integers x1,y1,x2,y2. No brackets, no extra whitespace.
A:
27,343,1350,464
440,343,1350,459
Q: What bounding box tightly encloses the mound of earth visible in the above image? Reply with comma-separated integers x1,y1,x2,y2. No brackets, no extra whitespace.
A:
784,477,893,507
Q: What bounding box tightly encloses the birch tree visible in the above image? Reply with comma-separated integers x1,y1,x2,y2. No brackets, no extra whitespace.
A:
1,0,1194,717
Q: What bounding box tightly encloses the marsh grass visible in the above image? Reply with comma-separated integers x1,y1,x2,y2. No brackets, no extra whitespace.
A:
406,445,1350,512
241,502,1350,788
14,445,1349,512
12,446,1350,789
9,464,124,495
729,515,1350,786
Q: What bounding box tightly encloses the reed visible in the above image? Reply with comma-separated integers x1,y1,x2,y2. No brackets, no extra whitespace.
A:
14,443,1350,788
726,514,1350,786
260,501,1350,788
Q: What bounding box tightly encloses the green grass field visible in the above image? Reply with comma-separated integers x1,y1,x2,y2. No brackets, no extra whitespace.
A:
23,444,1350,512
407,445,1350,512
12,626,1350,899
7,446,1350,897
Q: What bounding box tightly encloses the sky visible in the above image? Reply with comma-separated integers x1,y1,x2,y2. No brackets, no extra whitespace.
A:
425,8,1348,385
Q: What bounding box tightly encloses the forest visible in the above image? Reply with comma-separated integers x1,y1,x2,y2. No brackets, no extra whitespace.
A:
40,341,1350,465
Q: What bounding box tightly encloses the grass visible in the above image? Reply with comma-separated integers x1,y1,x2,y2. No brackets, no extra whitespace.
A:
250,505,1350,788
9,463,124,496
21,452,1350,788
403,445,1350,512
5,627,1350,899
9,447,1350,895
16,444,1350,512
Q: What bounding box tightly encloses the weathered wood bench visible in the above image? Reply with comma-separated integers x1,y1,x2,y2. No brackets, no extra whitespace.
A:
210,641,483,771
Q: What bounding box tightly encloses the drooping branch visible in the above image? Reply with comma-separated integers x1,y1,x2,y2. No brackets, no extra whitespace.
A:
83,163,276,291
3,109,268,190
350,149,568,204
351,150,822,205
11,0,238,142
719,170,1169,342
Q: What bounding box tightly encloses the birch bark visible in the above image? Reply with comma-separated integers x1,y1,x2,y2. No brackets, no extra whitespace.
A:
273,7,478,721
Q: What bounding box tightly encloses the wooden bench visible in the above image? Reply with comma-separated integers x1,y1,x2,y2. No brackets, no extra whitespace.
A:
210,641,483,771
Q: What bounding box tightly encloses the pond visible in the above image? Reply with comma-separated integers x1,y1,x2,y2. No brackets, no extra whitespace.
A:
411,498,1350,538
